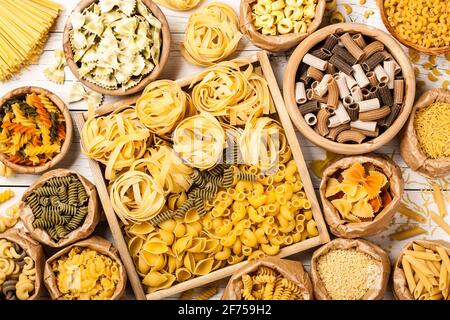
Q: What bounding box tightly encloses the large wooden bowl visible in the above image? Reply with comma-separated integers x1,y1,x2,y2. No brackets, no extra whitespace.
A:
377,0,450,55
63,0,171,96
283,23,415,155
0,87,73,174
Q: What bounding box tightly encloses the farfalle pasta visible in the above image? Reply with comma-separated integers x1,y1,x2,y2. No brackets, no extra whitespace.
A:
320,155,403,238
0,93,66,167
69,0,162,91
49,247,121,300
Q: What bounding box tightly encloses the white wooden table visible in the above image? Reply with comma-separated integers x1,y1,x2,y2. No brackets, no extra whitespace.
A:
1,0,449,300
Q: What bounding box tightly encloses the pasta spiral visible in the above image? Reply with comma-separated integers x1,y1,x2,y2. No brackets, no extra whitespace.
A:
110,171,166,225
173,113,226,170
136,80,189,136
190,60,274,125
180,2,242,66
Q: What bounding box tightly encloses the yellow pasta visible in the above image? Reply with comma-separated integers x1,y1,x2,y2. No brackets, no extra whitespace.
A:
180,2,242,66
155,0,202,11
400,243,450,300
432,184,447,218
390,226,427,241
0,0,61,81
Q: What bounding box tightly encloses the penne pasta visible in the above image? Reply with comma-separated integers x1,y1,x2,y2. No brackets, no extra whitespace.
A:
432,184,447,218
389,226,426,241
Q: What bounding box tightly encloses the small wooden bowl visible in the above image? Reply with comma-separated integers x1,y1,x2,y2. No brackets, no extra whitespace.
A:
19,169,100,248
283,23,415,155
63,0,171,96
239,0,326,52
377,0,450,55
0,87,73,174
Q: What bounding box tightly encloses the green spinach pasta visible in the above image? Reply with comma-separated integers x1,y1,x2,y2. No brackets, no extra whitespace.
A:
25,175,89,242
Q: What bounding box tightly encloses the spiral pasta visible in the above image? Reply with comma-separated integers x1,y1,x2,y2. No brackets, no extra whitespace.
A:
81,107,151,181
0,93,66,166
180,2,243,66
136,80,190,136
173,113,226,170
190,60,275,125
25,174,89,242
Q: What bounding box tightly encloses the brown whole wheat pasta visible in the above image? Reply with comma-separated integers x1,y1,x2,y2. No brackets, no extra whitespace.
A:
329,55,354,75
327,123,350,140
317,108,331,136
352,33,367,49
351,127,380,138
335,74,350,98
343,95,354,107
326,63,337,75
362,52,385,71
340,33,365,61
366,71,378,86
351,86,364,102
299,70,311,84
304,113,317,126
366,86,379,100
336,130,366,143
393,79,404,105
331,45,357,65
379,50,393,60
359,105,391,121
306,66,324,81
363,41,384,58
345,103,359,121
377,82,394,106
323,33,340,50
306,89,328,104
311,48,332,60
327,78,339,108
383,103,401,127
361,88,370,99
299,100,319,115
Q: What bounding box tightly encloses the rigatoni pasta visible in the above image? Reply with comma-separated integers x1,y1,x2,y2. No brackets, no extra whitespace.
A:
294,31,406,144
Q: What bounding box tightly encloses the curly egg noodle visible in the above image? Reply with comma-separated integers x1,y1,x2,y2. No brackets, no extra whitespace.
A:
154,0,202,11
190,60,275,125
180,2,243,66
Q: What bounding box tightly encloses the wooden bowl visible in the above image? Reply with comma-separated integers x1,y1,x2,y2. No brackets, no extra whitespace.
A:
63,0,171,96
239,0,326,52
0,87,73,174
377,0,450,55
283,23,416,155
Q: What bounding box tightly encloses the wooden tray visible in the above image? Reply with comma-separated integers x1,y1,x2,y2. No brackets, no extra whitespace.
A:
74,51,330,300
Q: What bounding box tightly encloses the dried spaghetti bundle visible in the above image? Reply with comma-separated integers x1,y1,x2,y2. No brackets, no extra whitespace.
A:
0,0,61,81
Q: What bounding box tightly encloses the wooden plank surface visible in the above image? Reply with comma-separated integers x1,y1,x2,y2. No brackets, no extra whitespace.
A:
0,0,449,300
